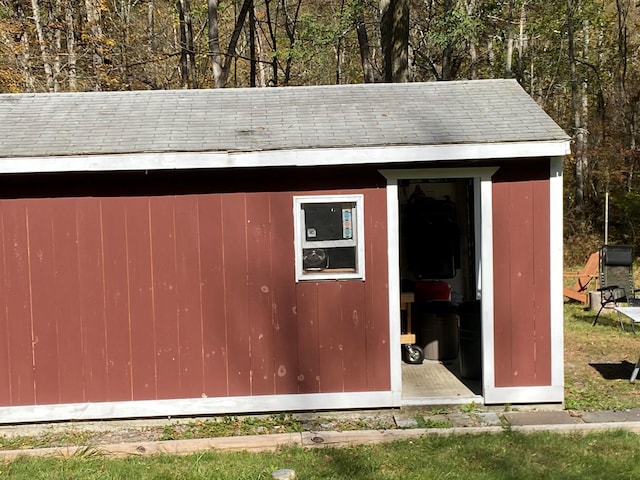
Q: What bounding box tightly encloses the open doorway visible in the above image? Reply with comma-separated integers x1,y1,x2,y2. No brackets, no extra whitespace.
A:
398,177,482,404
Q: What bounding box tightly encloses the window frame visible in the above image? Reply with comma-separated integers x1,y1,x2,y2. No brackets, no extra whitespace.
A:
293,194,365,282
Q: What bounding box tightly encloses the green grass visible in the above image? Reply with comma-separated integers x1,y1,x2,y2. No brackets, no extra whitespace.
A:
564,303,640,410
2,430,640,479
159,413,305,441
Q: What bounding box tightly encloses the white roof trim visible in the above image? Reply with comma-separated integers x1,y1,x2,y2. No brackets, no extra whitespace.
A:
0,141,570,174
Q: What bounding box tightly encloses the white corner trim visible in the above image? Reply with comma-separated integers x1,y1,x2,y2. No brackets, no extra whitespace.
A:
0,141,570,174
549,157,565,390
385,181,402,396
0,391,397,425
479,174,497,395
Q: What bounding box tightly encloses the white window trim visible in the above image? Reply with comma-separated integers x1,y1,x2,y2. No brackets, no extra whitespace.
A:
293,194,365,282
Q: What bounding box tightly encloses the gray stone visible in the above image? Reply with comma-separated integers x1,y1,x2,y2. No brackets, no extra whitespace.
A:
447,413,476,428
475,412,502,426
393,414,419,429
581,409,640,423
502,411,583,426
272,469,296,480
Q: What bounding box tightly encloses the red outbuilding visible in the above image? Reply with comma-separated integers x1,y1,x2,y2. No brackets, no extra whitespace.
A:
0,80,569,423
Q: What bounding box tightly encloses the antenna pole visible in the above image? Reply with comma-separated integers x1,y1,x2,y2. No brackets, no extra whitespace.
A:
604,191,609,245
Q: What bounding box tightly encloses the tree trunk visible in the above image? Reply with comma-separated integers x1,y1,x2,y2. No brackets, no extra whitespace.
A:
185,0,197,88
354,8,380,83
567,0,586,209
516,2,526,82
254,3,267,87
208,0,223,86
65,0,77,91
263,0,279,85
208,0,253,88
177,0,189,88
52,0,62,91
465,0,477,79
176,0,197,88
281,0,302,86
15,0,36,92
380,0,409,83
85,0,104,90
30,0,55,91
504,0,514,79
250,0,256,87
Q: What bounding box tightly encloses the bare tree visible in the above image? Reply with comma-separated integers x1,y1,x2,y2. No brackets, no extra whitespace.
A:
208,0,253,88
64,0,77,90
380,0,409,82
85,0,105,90
567,0,587,208
177,0,197,88
354,2,381,83
30,0,55,91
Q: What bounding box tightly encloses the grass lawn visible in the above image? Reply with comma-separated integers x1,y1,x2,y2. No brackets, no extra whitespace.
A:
3,430,640,479
564,303,640,410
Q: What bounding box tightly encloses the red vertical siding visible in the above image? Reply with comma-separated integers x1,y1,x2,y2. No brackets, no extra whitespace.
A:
222,194,251,397
27,200,60,404
341,282,368,392
198,195,228,398
174,196,205,398
492,164,551,387
1,202,35,405
126,198,156,400
0,204,13,406
150,197,181,399
101,198,133,401
269,193,299,395
246,194,276,396
364,187,391,391
52,198,84,404
76,198,109,402
317,282,344,392
0,181,390,408
532,179,552,379
296,282,321,393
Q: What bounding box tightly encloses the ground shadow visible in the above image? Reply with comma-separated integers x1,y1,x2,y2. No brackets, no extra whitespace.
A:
570,304,630,330
442,359,482,395
589,361,635,380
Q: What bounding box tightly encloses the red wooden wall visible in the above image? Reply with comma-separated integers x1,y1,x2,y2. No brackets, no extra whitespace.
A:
0,182,389,407
492,160,551,387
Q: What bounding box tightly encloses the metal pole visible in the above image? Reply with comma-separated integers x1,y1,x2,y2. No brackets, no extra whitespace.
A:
605,191,609,245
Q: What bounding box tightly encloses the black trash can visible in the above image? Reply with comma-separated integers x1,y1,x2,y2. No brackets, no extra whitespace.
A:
415,300,458,361
458,300,482,380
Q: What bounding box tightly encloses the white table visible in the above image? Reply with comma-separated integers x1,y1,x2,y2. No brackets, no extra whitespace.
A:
613,306,640,382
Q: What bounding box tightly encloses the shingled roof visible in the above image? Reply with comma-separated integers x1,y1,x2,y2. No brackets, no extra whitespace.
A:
1,79,568,161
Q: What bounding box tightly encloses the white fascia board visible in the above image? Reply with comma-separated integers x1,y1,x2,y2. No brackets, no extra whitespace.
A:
0,141,570,174
0,391,397,425
0,152,229,173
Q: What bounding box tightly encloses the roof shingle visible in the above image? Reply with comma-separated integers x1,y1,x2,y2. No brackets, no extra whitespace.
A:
0,79,569,159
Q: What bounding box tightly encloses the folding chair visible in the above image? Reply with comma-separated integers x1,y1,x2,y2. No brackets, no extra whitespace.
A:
592,245,640,330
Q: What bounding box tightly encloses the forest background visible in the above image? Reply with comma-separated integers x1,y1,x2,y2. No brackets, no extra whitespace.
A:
1,0,639,265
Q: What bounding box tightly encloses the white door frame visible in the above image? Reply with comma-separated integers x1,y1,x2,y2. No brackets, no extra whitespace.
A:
380,167,497,404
